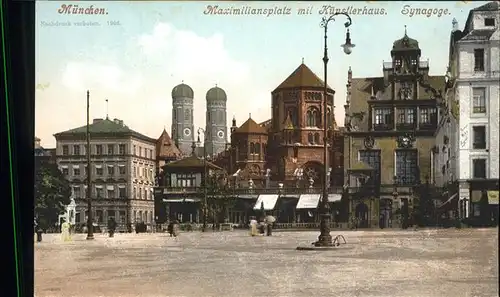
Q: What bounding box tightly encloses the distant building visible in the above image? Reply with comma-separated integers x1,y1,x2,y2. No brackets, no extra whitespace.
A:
171,83,195,156
53,117,157,228
205,86,228,157
34,137,56,162
442,2,499,225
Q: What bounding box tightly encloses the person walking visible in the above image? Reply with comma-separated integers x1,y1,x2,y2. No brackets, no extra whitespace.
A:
107,217,117,238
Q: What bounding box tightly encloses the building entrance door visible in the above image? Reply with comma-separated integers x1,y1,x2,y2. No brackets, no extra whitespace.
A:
355,203,369,228
379,199,392,228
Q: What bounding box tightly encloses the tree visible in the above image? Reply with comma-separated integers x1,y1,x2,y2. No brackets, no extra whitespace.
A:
34,158,71,229
206,173,235,225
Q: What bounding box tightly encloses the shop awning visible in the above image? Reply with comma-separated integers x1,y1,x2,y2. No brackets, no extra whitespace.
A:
118,164,125,167
438,193,458,208
163,198,201,203
72,165,79,169
118,185,126,188
106,185,114,190
107,164,114,167
296,194,320,209
95,165,102,169
253,194,279,210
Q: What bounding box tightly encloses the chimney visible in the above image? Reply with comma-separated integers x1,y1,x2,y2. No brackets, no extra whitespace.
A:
347,66,352,83
113,118,120,124
93,118,103,124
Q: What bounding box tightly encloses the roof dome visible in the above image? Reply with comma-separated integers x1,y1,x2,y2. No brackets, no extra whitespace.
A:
171,83,194,99
206,86,227,102
392,33,419,51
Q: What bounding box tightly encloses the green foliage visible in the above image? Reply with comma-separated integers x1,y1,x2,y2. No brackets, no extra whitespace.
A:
34,158,72,228
204,173,235,222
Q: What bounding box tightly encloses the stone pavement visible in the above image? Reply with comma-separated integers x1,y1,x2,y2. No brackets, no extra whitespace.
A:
35,229,499,297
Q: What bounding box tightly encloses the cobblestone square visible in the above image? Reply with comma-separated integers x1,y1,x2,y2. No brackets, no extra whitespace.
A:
35,229,498,297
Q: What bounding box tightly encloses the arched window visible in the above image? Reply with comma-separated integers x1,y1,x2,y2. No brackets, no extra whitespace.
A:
185,109,190,121
327,108,332,127
250,142,255,154
308,133,314,144
314,133,320,144
286,107,298,127
255,143,261,154
307,108,320,127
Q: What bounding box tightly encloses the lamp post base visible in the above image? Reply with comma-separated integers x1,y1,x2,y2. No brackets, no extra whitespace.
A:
314,234,334,247
86,235,94,240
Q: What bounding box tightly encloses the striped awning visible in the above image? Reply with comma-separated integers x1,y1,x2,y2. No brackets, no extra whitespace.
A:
163,198,201,203
296,194,320,209
253,194,279,210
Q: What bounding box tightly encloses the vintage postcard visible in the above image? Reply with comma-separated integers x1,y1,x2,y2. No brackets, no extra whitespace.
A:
34,1,499,297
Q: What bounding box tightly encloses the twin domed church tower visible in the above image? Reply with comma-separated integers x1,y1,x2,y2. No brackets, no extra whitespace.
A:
171,83,228,157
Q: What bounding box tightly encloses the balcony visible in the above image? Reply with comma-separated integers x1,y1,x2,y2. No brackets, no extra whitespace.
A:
396,123,416,131
159,186,344,196
373,123,393,131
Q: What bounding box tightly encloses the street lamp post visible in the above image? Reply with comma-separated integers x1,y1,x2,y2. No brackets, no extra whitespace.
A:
314,13,354,247
86,90,94,240
197,128,208,232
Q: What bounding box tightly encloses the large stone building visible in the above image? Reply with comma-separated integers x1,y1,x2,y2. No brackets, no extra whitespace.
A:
171,83,195,156
205,86,228,157
53,117,157,228
439,2,499,225
344,29,445,228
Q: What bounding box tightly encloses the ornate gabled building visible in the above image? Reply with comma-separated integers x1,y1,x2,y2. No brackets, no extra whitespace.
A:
344,28,446,229
156,128,182,175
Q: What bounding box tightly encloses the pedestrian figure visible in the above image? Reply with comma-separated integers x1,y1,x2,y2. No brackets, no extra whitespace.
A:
36,227,43,243
172,220,179,237
249,216,258,236
258,218,266,235
107,217,117,238
135,221,140,234
61,220,71,242
167,221,174,237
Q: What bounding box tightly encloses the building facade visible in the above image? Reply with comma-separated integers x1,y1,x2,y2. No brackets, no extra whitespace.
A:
205,86,228,157
344,29,445,228
171,83,195,156
54,117,157,229
444,2,500,225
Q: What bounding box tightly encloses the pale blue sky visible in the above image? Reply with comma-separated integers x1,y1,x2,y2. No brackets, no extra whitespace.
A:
35,1,488,147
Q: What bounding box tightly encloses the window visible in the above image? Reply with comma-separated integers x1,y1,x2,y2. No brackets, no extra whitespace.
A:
286,107,298,127
96,210,103,223
306,108,320,127
359,150,381,183
96,187,103,198
176,174,196,187
472,88,486,113
119,187,126,198
133,145,137,155
255,143,261,155
107,210,115,220
473,49,484,72
84,165,88,176
250,143,255,154
73,167,80,176
107,144,114,155
119,165,126,175
484,18,495,27
73,145,80,155
308,133,314,144
62,145,69,155
139,147,143,157
472,126,486,149
133,166,137,177
119,211,126,223
139,187,143,199
73,186,81,199
62,167,69,175
96,166,103,176
373,108,393,130
314,133,320,144
107,165,115,175
144,189,148,200
185,109,190,121
119,144,126,155
107,187,115,199
96,145,103,155
419,107,437,124
472,159,486,178
395,150,418,185
133,187,136,198
397,108,415,124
